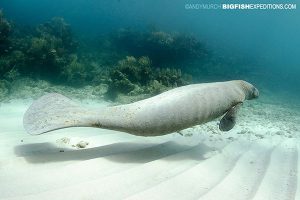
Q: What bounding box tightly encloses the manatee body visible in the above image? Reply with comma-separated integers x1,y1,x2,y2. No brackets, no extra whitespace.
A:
23,80,259,136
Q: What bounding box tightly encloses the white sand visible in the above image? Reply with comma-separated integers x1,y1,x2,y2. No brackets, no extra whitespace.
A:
0,98,299,200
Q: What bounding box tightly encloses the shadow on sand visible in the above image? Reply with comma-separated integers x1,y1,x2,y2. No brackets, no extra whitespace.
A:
14,141,215,164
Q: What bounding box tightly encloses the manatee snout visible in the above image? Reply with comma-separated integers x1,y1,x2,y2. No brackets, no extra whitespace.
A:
238,80,259,100
252,87,259,99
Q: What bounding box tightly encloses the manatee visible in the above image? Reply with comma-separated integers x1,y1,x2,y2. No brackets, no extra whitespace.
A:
23,80,259,136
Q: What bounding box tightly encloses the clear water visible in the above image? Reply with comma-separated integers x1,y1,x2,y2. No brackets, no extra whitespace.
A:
0,1,300,199
1,0,299,105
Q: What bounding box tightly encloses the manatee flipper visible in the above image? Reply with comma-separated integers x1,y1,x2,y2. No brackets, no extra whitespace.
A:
219,103,242,132
23,93,96,135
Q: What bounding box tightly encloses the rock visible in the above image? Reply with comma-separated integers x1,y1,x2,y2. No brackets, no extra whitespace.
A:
76,141,89,148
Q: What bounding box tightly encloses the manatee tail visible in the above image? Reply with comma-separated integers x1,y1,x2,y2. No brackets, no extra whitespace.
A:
23,93,97,135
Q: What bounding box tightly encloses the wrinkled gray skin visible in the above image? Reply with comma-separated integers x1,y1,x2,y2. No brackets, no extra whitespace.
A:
23,80,259,136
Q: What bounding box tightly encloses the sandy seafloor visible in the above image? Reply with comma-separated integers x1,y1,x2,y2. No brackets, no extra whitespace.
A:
0,92,300,200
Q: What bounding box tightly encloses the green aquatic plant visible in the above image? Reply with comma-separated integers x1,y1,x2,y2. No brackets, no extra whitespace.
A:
0,79,10,100
3,67,20,82
60,55,87,86
37,17,76,51
0,10,16,82
0,50,26,81
148,31,174,46
0,10,12,54
0,15,93,86
0,57,11,77
145,80,168,95
10,50,26,65
22,17,77,79
105,56,191,101
107,70,136,99
110,29,208,67
25,37,61,76
116,56,153,85
105,56,153,99
0,12,198,102
155,68,189,87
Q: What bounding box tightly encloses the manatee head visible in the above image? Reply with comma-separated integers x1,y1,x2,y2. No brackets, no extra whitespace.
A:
238,80,259,100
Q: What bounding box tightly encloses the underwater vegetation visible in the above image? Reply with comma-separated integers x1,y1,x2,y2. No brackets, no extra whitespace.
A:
0,10,216,102
0,15,78,80
0,79,9,100
105,56,191,100
0,10,11,54
60,54,87,86
109,28,209,67
0,10,13,76
23,17,77,78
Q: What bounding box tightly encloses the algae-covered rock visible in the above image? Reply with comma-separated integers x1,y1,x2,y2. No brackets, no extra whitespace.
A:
76,141,89,149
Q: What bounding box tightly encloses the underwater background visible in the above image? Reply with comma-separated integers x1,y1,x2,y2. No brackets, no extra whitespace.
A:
1,0,300,105
1,1,300,199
